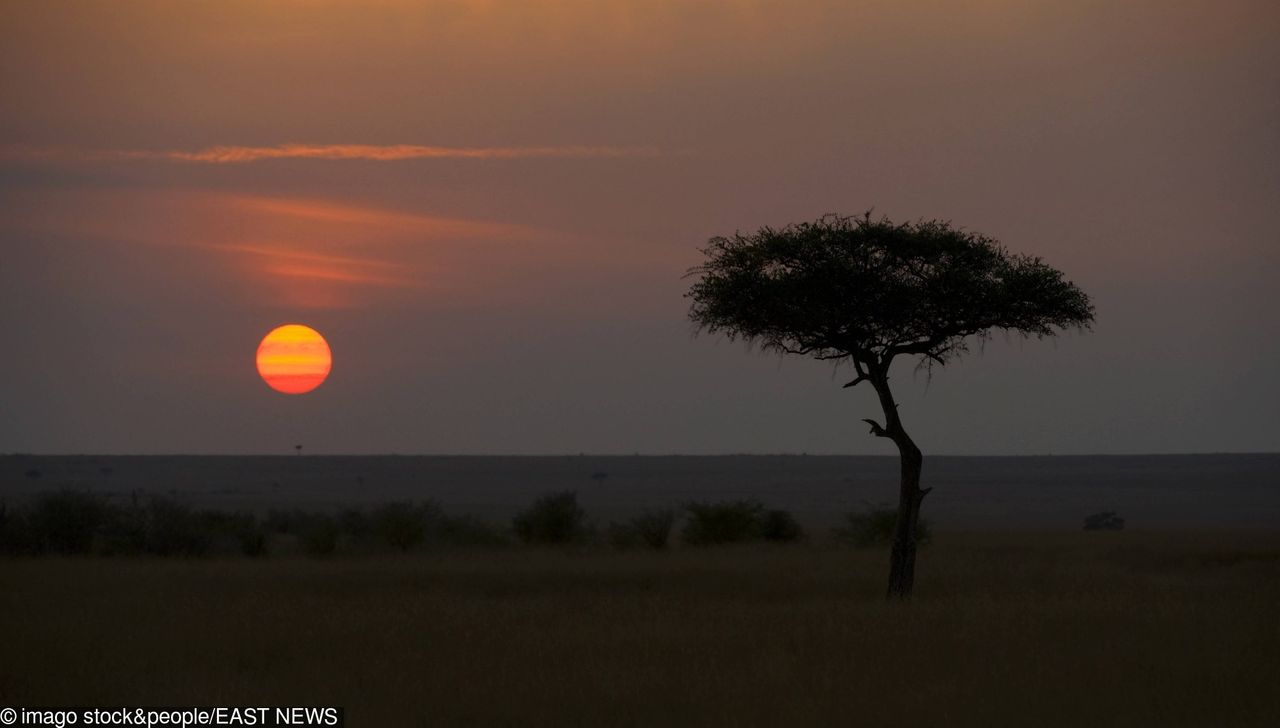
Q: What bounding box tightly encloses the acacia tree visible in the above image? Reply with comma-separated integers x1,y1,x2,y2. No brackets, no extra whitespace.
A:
686,213,1093,598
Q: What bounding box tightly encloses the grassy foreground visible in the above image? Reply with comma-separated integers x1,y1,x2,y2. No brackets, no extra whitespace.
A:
2,532,1278,726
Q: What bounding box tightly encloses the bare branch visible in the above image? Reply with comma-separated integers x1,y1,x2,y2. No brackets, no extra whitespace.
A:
861,418,890,438
841,374,869,389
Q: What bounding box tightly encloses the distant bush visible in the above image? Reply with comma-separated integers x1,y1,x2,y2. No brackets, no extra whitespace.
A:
142,499,213,557
298,514,339,557
609,509,676,550
437,514,511,547
679,501,803,546
835,503,932,549
1083,511,1125,531
760,509,804,542
682,500,766,546
202,510,267,557
335,508,374,549
29,491,111,555
513,491,587,545
0,492,252,558
99,498,240,557
0,496,518,558
0,502,38,555
238,524,269,557
333,503,507,550
373,502,438,552
265,508,302,535
96,503,148,556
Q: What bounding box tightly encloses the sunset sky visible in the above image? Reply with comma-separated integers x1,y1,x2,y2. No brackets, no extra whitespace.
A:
1,0,1277,455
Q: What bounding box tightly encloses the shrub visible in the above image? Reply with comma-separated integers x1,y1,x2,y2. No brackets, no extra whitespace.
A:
264,508,299,535
760,509,803,542
0,498,545,558
28,491,111,555
143,499,213,557
202,510,268,557
0,505,38,555
7,493,226,557
835,503,932,549
372,502,439,552
90,497,219,557
96,505,149,556
298,514,340,557
682,500,765,546
238,525,269,557
609,509,676,550
338,508,374,544
513,491,586,545
438,514,510,547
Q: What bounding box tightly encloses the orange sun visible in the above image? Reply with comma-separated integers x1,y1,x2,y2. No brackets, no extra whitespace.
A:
256,324,332,394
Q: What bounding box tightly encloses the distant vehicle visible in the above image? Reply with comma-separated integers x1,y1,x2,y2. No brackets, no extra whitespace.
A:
1084,511,1126,530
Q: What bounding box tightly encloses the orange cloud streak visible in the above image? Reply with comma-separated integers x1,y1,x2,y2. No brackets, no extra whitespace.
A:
206,244,404,270
222,196,530,239
204,244,423,288
261,264,420,288
2,143,660,164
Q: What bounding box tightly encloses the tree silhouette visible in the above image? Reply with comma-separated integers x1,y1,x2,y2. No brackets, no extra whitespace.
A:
686,213,1094,598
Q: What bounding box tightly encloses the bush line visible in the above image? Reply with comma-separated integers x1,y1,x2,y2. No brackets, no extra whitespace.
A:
0,491,924,558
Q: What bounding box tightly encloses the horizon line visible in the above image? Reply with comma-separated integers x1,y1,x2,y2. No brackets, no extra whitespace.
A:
3,452,1276,458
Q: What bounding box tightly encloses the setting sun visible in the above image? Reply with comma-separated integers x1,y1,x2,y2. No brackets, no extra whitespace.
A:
256,324,332,394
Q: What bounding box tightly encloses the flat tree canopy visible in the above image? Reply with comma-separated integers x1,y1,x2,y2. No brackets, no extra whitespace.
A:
687,213,1093,371
686,213,1094,597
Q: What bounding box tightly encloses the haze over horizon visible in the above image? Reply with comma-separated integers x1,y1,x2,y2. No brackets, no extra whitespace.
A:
2,1,1277,456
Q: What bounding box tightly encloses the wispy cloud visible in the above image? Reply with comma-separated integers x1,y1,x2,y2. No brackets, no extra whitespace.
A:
202,243,423,288
2,143,660,164
222,196,531,239
0,187,548,307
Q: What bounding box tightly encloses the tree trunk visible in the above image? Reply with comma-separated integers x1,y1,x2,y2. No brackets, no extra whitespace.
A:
868,373,929,600
886,441,924,599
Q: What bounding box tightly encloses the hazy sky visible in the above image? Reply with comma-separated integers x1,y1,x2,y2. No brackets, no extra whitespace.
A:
2,0,1277,455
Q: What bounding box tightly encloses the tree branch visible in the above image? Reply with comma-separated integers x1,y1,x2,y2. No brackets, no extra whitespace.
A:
842,357,877,389
842,374,869,389
861,418,890,438
780,343,846,360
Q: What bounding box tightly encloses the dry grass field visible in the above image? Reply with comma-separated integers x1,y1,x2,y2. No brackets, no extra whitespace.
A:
2,531,1278,726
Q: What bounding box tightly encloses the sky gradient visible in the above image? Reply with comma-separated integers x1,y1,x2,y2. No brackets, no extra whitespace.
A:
1,0,1277,455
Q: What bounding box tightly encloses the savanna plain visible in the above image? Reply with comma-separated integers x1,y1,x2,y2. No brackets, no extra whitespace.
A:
3,530,1278,727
